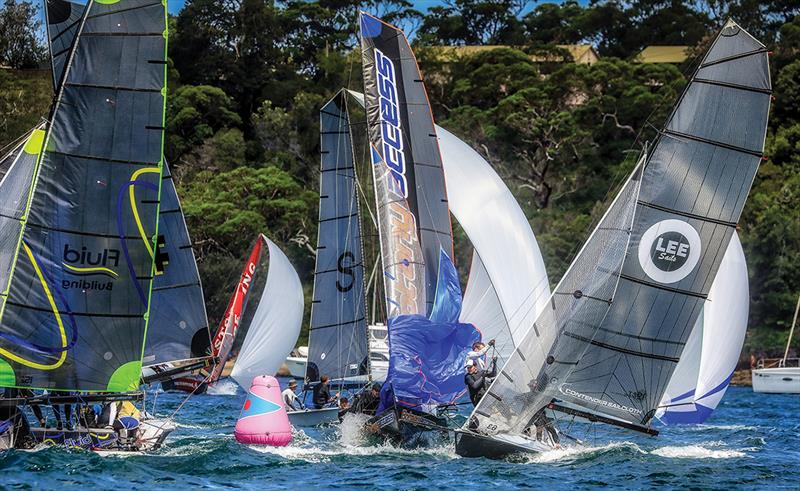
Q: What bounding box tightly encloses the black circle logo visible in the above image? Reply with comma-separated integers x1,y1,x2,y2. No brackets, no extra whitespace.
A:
649,231,691,272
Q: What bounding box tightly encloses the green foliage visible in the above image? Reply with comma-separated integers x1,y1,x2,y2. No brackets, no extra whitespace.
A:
4,0,799,352
0,69,51,149
0,0,46,69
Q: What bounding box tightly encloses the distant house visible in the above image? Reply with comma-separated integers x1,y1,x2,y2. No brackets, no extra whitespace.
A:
634,46,691,64
431,44,600,65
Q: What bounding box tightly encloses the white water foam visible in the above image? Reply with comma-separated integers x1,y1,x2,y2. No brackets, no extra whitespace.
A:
206,379,239,396
650,444,746,459
525,441,645,464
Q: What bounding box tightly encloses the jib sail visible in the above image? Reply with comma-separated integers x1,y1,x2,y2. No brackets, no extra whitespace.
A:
0,0,168,392
359,12,453,317
306,90,369,382
467,20,770,436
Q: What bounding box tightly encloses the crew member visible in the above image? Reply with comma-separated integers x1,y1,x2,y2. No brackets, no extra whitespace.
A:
312,375,338,409
466,339,495,370
464,356,497,406
282,380,302,411
352,383,382,415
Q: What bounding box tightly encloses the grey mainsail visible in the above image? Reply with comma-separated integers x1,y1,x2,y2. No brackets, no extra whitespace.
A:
0,0,168,392
306,91,369,382
465,20,771,440
44,0,86,91
143,161,210,367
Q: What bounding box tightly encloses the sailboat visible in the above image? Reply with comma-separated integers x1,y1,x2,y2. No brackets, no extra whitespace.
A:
454,19,772,458
752,294,800,393
227,236,304,391
657,232,749,423
0,0,176,451
8,0,216,396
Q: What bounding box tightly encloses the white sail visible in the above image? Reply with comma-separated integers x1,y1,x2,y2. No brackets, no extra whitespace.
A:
437,126,551,360
230,238,304,389
659,233,749,423
460,252,512,354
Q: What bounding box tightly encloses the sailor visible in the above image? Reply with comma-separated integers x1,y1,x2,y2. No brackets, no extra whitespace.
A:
281,380,302,411
338,397,350,421
466,339,495,370
312,375,339,409
352,383,382,415
464,356,497,406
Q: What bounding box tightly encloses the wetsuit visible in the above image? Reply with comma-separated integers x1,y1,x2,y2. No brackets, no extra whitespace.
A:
352,390,380,415
465,360,497,406
312,383,332,409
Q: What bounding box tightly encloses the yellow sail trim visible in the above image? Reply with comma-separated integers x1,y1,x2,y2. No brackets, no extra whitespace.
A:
0,243,68,370
62,263,119,278
129,167,161,259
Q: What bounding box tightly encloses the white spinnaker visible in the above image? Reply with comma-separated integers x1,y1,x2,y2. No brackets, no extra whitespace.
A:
460,252,511,351
658,232,749,423
437,126,551,360
347,90,550,359
230,238,304,389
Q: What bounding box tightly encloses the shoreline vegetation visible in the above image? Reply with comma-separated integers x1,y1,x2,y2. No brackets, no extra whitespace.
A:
1,1,797,366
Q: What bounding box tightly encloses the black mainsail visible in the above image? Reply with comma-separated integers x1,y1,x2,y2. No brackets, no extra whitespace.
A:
143,161,211,367
458,20,771,456
306,91,370,382
0,0,168,392
359,12,453,317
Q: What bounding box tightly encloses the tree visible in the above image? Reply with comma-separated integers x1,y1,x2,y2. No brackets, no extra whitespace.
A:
0,0,46,69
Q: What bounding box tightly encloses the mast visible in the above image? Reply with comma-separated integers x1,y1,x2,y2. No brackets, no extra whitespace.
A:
783,294,800,364
465,19,771,440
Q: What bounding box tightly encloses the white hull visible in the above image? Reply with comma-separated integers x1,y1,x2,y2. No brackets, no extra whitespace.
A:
287,407,340,427
752,367,800,394
284,357,307,378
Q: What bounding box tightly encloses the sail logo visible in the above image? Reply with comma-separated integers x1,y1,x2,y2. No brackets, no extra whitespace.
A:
61,244,119,291
560,385,643,416
638,219,701,284
375,48,408,198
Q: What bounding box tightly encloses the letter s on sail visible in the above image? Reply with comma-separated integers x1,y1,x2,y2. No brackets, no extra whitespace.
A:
336,251,356,292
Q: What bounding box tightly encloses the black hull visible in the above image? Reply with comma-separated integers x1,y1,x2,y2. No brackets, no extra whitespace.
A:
367,406,449,447
454,429,548,459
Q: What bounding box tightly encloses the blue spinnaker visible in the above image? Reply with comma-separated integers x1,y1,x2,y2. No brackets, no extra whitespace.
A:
378,251,479,412
428,249,461,324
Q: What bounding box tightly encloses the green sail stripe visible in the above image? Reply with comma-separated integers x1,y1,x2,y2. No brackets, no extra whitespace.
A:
137,0,170,378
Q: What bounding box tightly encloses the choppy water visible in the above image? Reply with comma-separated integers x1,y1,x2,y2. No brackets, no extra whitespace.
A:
2,383,798,489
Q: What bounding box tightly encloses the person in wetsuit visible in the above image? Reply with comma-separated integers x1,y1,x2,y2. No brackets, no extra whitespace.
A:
312,375,338,409
464,356,497,406
351,383,382,415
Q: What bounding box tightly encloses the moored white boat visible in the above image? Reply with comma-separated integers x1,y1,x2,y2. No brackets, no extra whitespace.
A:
753,295,800,394
752,363,800,394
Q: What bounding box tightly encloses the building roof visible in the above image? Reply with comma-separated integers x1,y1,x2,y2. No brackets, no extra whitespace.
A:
431,44,599,65
635,46,691,63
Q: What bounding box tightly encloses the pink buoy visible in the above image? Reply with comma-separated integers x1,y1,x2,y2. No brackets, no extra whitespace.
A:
234,375,292,446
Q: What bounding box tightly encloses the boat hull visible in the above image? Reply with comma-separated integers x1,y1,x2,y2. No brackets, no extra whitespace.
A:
752,367,800,394
283,357,308,379
25,418,175,453
454,429,552,458
287,407,340,427
366,406,449,447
